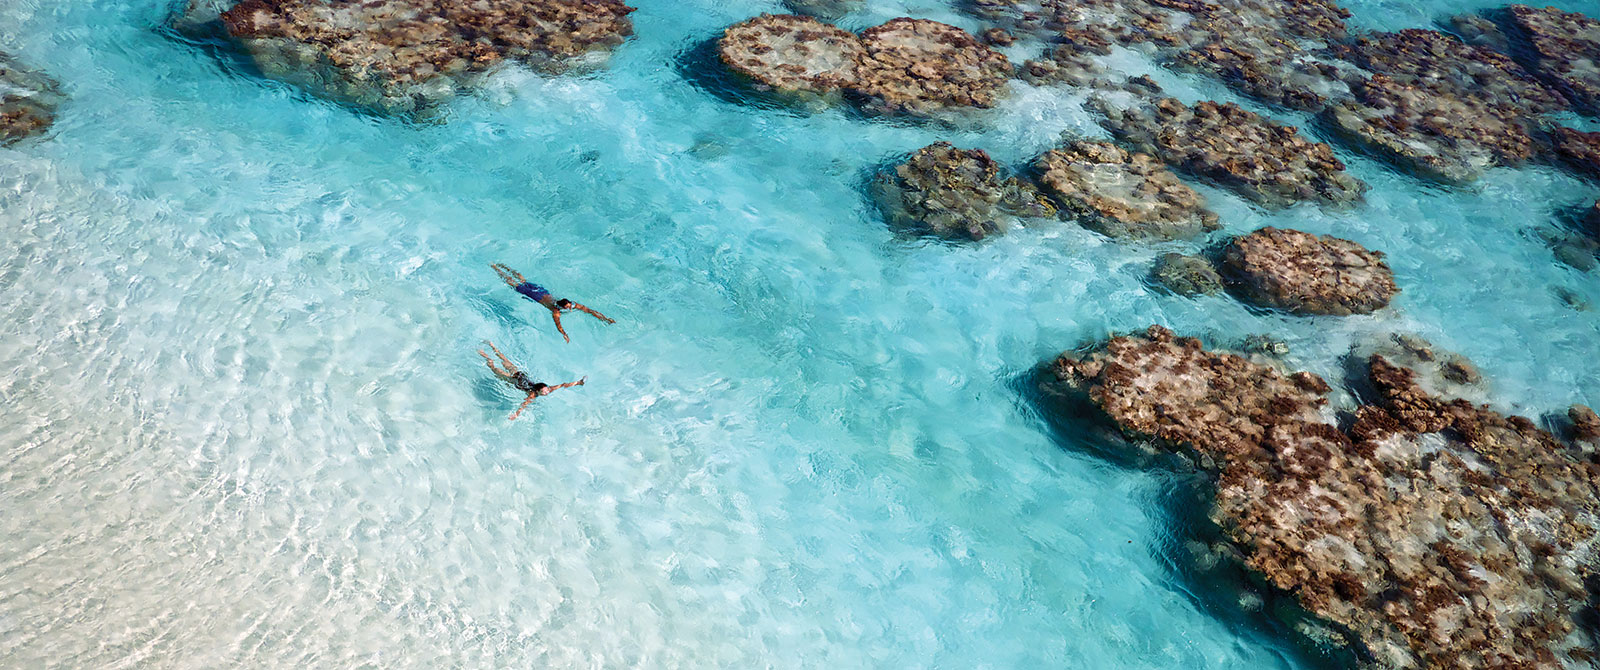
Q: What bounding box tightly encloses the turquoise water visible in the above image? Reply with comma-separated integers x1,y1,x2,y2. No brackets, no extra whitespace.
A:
1,0,1597,667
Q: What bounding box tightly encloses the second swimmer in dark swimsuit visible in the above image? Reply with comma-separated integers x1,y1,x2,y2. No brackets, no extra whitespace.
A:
478,340,585,421
491,262,616,343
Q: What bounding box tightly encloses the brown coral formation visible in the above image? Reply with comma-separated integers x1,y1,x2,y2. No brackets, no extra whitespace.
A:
966,0,1353,109
1091,96,1365,207
1150,253,1223,296
1322,74,1535,183
0,54,60,145
962,0,1193,48
716,15,1011,117
1309,29,1570,182
1508,4,1600,116
850,18,1015,116
201,0,634,115
971,0,1586,185
871,142,1056,241
1351,333,1486,401
975,0,1583,185
1573,405,1600,452
1019,43,1111,88
1032,140,1219,240
1165,0,1353,111
717,14,864,101
1333,29,1568,115
1551,126,1600,181
1049,325,1600,670
1168,39,1348,111
1221,227,1396,315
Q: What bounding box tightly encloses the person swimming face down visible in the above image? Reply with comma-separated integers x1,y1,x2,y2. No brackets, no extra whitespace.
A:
489,262,617,343
477,340,585,421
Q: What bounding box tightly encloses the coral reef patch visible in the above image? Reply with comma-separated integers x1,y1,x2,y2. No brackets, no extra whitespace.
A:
1048,325,1600,670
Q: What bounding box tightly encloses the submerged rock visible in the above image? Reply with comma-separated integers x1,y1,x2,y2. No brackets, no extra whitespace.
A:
1165,0,1354,111
1333,29,1568,115
1447,13,1513,53
1092,96,1365,207
0,53,62,145
1221,227,1396,316
1050,326,1339,467
1239,333,1289,356
1351,333,1487,401
1033,140,1218,240
1019,43,1108,88
1048,325,1600,670
780,0,863,21
718,14,864,102
1572,404,1600,451
1322,74,1535,183
961,0,1193,48
1587,200,1600,237
979,28,1017,47
1312,29,1566,182
196,0,635,116
1507,4,1600,116
968,0,1354,109
850,18,1013,116
1550,126,1600,181
1545,226,1600,272
872,142,1056,241
1167,38,1349,112
1150,253,1223,296
716,16,1011,117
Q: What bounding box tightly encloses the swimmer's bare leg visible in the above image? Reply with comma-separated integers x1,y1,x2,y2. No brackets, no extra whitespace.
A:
490,263,525,288
482,340,520,375
478,349,511,379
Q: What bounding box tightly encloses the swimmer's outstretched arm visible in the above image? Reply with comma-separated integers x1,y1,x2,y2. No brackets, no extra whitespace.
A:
551,310,571,343
572,302,616,325
547,377,586,394
509,392,538,421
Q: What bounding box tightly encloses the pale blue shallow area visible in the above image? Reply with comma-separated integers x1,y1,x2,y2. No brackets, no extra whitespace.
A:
0,0,1596,667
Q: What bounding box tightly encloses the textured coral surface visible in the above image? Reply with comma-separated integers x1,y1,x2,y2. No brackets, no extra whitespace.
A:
718,15,1010,117
1033,141,1218,240
1222,227,1397,315
209,0,634,114
0,52,61,144
873,142,1055,241
1092,96,1365,207
1052,326,1600,670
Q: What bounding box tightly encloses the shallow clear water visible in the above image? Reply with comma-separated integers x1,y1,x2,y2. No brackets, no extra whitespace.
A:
1,0,1597,667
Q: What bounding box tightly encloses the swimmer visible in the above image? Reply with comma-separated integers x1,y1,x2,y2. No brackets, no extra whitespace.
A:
478,340,586,421
490,262,616,343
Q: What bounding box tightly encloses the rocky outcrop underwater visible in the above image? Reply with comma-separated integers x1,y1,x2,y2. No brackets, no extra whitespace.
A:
968,0,1600,186
1046,326,1600,670
171,0,636,117
0,52,63,145
717,14,1013,118
871,142,1055,241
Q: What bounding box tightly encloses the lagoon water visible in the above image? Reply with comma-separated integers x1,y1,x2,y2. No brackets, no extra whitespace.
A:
1,0,1597,667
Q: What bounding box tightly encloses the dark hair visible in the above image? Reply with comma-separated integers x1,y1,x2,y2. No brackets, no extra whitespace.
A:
532,383,549,394
556,299,574,309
